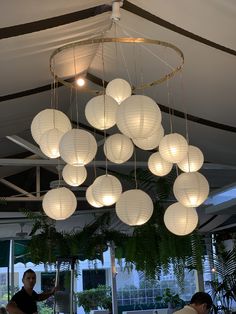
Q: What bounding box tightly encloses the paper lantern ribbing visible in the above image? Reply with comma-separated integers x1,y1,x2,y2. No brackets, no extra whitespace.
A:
92,175,122,206
177,145,204,172
159,133,188,163
164,202,198,236
85,95,118,130
31,109,71,145
173,172,209,207
62,164,87,187
106,78,132,104
133,125,164,150
86,185,103,208
116,95,162,139
39,128,64,158
42,187,77,220
148,152,173,176
116,189,153,226
59,129,97,166
104,133,134,164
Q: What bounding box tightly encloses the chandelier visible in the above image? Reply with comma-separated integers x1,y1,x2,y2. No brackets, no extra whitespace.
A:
30,1,209,235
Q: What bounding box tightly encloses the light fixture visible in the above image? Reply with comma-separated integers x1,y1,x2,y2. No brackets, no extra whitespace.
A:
159,133,188,163
173,172,209,207
42,187,77,220
85,95,118,130
164,202,198,236
115,189,153,226
148,152,173,176
133,125,164,150
59,129,97,166
92,174,122,206
62,164,87,187
31,109,71,145
76,77,85,87
104,133,134,164
39,128,64,159
116,95,162,139
105,78,132,104
86,185,103,208
177,145,204,172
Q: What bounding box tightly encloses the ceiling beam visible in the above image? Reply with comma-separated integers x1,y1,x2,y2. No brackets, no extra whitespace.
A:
0,179,35,198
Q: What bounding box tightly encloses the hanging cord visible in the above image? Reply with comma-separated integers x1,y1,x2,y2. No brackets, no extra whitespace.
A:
133,148,138,189
101,40,108,176
73,46,79,128
93,128,97,180
166,78,173,134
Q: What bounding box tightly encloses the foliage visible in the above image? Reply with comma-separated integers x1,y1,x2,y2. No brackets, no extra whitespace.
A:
37,302,53,314
76,285,112,313
156,288,184,309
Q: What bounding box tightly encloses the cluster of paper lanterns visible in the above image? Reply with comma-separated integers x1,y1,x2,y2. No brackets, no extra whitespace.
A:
31,78,209,234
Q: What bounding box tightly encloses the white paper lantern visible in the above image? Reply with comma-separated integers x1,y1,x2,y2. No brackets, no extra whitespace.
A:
173,172,209,207
86,185,103,208
106,78,132,104
104,133,134,164
133,125,164,150
92,175,122,206
39,128,64,158
59,129,97,166
116,95,162,139
148,152,173,176
177,145,204,172
31,109,71,144
85,95,118,130
116,189,153,226
164,202,198,236
62,164,87,187
159,133,188,163
42,187,77,220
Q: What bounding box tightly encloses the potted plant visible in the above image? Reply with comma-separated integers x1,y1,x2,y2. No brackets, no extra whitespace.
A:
157,288,184,314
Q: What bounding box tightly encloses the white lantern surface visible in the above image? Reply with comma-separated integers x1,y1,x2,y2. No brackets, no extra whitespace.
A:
164,202,198,236
85,95,118,130
62,164,87,187
116,189,153,226
177,145,204,172
92,174,122,206
116,95,162,139
86,185,103,208
148,152,173,176
59,129,97,166
173,172,209,207
159,133,188,163
39,128,64,158
42,187,77,220
133,125,164,150
104,133,134,164
106,78,132,104
31,109,71,145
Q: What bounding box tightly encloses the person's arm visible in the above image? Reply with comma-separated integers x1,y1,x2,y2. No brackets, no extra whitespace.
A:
6,301,25,314
37,287,56,301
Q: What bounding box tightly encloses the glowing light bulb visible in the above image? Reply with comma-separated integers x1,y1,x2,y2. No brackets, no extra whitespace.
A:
76,78,85,87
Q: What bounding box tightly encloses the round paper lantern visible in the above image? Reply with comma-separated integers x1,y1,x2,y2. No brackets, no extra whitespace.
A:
177,145,204,172
116,95,162,139
59,129,97,166
159,133,188,163
31,109,71,144
148,152,173,176
42,187,77,220
164,202,198,236
86,185,103,208
106,78,132,104
92,175,122,206
85,95,118,130
104,133,134,164
39,128,64,158
173,172,209,207
62,164,87,187
116,189,153,226
133,125,164,150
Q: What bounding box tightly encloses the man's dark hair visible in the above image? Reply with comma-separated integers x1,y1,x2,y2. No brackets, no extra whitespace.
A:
190,292,213,309
22,269,36,279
